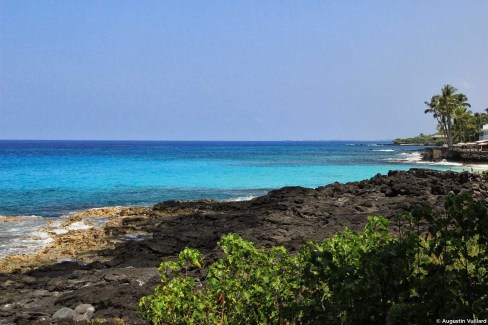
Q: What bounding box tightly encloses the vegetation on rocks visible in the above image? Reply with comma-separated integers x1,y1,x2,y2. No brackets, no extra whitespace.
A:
139,193,488,324
481,170,488,181
392,133,445,146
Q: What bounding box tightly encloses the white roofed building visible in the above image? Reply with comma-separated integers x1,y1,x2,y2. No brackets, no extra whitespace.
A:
480,124,488,141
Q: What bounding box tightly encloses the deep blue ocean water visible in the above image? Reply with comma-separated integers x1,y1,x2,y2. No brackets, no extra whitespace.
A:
0,140,461,217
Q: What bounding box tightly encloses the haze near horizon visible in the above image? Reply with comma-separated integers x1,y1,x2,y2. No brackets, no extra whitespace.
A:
1,1,487,141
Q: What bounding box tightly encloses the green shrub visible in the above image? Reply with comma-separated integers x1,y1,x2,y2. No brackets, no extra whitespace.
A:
139,193,488,324
139,233,303,324
481,170,488,180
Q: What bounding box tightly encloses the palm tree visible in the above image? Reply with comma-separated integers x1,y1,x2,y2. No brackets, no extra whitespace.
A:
473,112,488,140
452,106,473,142
424,85,471,149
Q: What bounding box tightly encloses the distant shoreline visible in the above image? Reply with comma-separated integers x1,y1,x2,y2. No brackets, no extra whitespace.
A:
0,139,395,143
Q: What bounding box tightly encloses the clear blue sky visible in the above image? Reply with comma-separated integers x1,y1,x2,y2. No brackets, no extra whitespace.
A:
1,1,487,140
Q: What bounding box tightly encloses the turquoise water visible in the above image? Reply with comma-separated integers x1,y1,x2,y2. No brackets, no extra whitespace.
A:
0,140,459,217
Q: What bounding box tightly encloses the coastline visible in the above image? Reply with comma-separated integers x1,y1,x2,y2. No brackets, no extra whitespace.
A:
0,149,484,264
0,206,151,273
420,146,488,172
0,140,445,218
0,158,482,268
1,168,487,323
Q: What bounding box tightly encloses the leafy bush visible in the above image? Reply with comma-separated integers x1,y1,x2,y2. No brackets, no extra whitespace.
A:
139,193,488,324
481,170,488,180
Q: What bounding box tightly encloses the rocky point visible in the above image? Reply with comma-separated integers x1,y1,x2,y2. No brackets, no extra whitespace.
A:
0,169,486,324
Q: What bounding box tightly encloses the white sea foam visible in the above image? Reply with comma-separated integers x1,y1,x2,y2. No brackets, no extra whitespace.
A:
465,164,488,171
52,228,69,235
0,215,103,258
0,214,42,219
0,216,56,258
66,221,93,231
121,232,153,241
385,151,464,167
30,231,54,245
417,159,463,167
46,219,103,239
385,152,423,163
372,149,395,152
224,196,256,202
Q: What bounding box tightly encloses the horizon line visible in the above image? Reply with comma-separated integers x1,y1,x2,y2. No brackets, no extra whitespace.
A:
0,138,394,142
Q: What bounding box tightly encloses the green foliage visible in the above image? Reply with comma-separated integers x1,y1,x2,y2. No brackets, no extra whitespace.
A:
139,194,488,324
481,170,488,180
393,133,445,146
424,84,472,147
423,84,488,145
420,193,488,319
139,234,303,324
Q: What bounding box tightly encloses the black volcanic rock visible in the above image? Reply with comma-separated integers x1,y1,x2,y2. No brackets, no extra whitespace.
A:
0,168,487,324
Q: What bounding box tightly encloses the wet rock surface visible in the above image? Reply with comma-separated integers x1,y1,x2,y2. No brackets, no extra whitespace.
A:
0,169,487,324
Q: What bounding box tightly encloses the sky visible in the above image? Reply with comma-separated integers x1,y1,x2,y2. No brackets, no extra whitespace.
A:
1,1,487,141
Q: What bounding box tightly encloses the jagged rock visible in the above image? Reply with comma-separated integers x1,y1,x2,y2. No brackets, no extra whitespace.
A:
73,304,95,322
20,276,36,285
1,280,17,288
74,303,94,314
15,311,50,322
1,169,487,324
103,273,128,283
53,307,75,320
48,279,67,291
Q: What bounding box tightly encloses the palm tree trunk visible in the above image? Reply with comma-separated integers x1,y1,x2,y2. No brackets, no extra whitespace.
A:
446,115,453,149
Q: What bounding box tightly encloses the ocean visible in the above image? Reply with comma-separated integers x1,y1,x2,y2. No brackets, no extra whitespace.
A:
0,140,465,257
0,140,463,217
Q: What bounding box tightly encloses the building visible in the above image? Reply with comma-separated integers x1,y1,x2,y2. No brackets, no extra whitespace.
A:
480,124,488,141
431,134,447,139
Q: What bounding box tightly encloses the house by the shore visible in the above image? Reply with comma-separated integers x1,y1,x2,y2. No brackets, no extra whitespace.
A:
422,145,488,162
431,134,447,140
422,125,488,162
479,124,488,141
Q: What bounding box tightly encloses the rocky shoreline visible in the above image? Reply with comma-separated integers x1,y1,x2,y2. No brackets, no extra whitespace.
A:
423,147,488,163
1,169,487,324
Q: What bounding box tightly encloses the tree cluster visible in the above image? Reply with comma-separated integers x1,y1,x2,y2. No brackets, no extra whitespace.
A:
424,85,488,147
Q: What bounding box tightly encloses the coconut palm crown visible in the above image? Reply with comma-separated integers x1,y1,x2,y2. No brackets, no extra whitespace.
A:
424,84,471,148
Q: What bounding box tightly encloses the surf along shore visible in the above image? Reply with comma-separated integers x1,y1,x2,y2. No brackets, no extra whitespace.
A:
1,168,487,324
420,146,488,173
